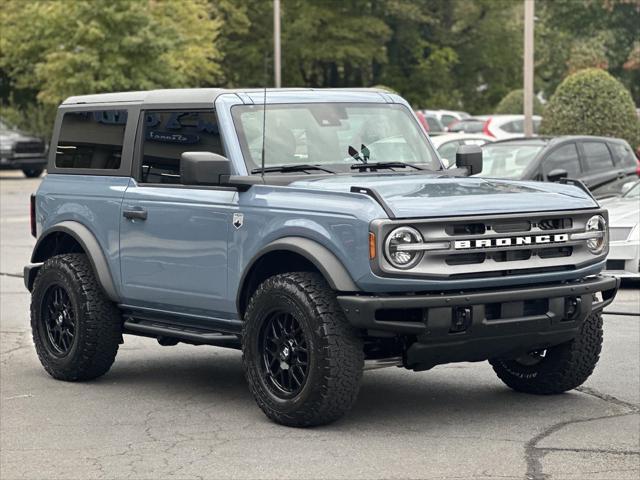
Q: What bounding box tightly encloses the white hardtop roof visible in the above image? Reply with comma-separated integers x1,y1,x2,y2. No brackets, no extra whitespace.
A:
62,88,393,107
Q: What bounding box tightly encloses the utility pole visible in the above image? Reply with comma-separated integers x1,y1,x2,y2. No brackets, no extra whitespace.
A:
274,0,281,88
523,0,535,136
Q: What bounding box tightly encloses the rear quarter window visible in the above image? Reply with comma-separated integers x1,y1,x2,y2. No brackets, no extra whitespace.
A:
609,142,637,167
55,110,128,169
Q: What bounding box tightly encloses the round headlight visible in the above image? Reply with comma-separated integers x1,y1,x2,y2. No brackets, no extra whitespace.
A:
585,215,607,254
384,226,423,269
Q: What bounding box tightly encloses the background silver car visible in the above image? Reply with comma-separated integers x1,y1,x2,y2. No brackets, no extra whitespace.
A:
601,180,640,279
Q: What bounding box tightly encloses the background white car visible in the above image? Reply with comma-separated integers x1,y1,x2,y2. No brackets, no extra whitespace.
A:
447,115,542,139
601,180,640,279
430,133,494,168
420,109,470,131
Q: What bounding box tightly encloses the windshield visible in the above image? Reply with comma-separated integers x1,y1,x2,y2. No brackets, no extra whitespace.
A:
231,103,441,173
477,144,543,179
623,181,640,198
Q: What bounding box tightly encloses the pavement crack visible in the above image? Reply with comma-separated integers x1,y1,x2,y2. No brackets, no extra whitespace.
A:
523,386,639,480
576,386,640,412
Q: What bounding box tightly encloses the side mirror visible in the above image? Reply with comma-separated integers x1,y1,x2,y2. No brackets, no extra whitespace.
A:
547,168,568,182
455,144,483,175
180,152,231,185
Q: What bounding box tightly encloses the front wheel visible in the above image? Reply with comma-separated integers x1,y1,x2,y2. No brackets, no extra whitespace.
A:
242,272,364,427
490,312,603,394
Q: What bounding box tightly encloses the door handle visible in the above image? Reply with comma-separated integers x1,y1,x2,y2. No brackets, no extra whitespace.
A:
122,207,147,221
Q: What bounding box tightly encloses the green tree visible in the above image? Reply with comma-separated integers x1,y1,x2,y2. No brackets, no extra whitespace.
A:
540,68,640,148
536,0,640,102
1,0,222,137
494,89,544,115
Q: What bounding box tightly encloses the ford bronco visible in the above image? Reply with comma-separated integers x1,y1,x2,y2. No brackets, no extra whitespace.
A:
25,89,619,427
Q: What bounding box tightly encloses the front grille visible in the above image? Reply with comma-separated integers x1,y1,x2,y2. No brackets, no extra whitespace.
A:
609,227,632,242
14,140,45,154
375,209,605,280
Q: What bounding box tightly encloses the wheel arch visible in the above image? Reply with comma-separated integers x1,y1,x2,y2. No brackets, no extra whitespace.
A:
236,237,359,317
29,221,119,302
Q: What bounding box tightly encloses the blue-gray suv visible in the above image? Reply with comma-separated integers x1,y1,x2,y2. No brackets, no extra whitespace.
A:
25,89,619,427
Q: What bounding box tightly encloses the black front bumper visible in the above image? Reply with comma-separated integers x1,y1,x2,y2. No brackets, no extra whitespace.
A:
337,275,620,370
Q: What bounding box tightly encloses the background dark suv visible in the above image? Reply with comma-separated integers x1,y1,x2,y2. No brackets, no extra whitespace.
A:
0,119,48,177
478,136,639,198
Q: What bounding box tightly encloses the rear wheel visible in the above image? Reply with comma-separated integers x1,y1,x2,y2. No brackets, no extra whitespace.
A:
22,168,43,178
490,312,603,394
242,272,364,427
31,254,122,381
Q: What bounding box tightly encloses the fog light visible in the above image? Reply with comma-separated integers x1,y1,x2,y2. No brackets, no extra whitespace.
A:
565,297,581,321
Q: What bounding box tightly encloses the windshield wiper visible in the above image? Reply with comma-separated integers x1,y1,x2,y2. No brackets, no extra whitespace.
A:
251,164,335,174
350,162,424,172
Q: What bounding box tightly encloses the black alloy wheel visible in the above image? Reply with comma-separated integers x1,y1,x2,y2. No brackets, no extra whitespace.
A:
41,285,76,356
260,310,309,397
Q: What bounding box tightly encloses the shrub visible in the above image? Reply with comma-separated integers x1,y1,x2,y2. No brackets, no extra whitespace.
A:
540,68,640,149
494,89,544,115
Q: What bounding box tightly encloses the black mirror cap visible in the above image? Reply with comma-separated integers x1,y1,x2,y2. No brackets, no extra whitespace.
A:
180,152,231,185
455,144,483,176
547,168,569,182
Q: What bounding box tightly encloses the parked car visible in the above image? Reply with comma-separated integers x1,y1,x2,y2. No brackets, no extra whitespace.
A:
447,115,542,139
477,136,639,198
430,133,494,168
421,109,470,130
25,88,619,427
415,111,445,134
600,180,640,279
0,119,48,177
446,117,486,134
477,115,542,139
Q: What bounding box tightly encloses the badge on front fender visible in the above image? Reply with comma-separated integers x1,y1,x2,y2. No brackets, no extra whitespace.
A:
233,213,244,229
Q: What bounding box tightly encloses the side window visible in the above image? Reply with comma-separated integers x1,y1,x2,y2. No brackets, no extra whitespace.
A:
581,142,614,172
501,121,516,133
55,110,127,169
441,115,456,128
437,141,460,168
543,143,581,177
141,110,222,184
609,142,637,167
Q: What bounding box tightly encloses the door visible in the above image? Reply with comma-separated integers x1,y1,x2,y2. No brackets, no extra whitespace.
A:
119,109,237,318
541,142,582,180
577,141,618,194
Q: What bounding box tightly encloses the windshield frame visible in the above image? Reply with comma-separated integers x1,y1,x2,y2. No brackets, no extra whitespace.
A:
230,102,442,175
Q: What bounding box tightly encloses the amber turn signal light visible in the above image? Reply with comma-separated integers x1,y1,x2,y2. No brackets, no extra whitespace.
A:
369,232,376,259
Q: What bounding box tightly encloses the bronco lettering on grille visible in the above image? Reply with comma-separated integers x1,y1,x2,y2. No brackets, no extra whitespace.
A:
453,233,569,250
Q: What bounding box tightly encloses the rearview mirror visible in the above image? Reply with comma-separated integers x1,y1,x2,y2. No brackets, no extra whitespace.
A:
547,168,568,182
180,152,231,186
455,145,482,176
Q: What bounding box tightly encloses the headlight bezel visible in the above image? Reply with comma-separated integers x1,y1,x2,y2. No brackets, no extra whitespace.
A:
585,214,608,255
383,226,424,270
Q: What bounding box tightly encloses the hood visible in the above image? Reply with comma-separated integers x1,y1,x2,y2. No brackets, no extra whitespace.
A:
600,197,640,227
289,173,599,218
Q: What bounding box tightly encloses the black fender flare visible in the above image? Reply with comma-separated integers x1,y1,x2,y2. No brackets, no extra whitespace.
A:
30,221,120,302
237,236,360,310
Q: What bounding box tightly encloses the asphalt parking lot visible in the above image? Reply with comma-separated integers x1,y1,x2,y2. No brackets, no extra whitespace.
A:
1,170,638,480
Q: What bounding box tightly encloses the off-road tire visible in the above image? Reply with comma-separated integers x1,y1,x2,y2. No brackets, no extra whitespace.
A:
490,312,603,394
242,272,364,427
22,168,43,178
31,253,122,381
